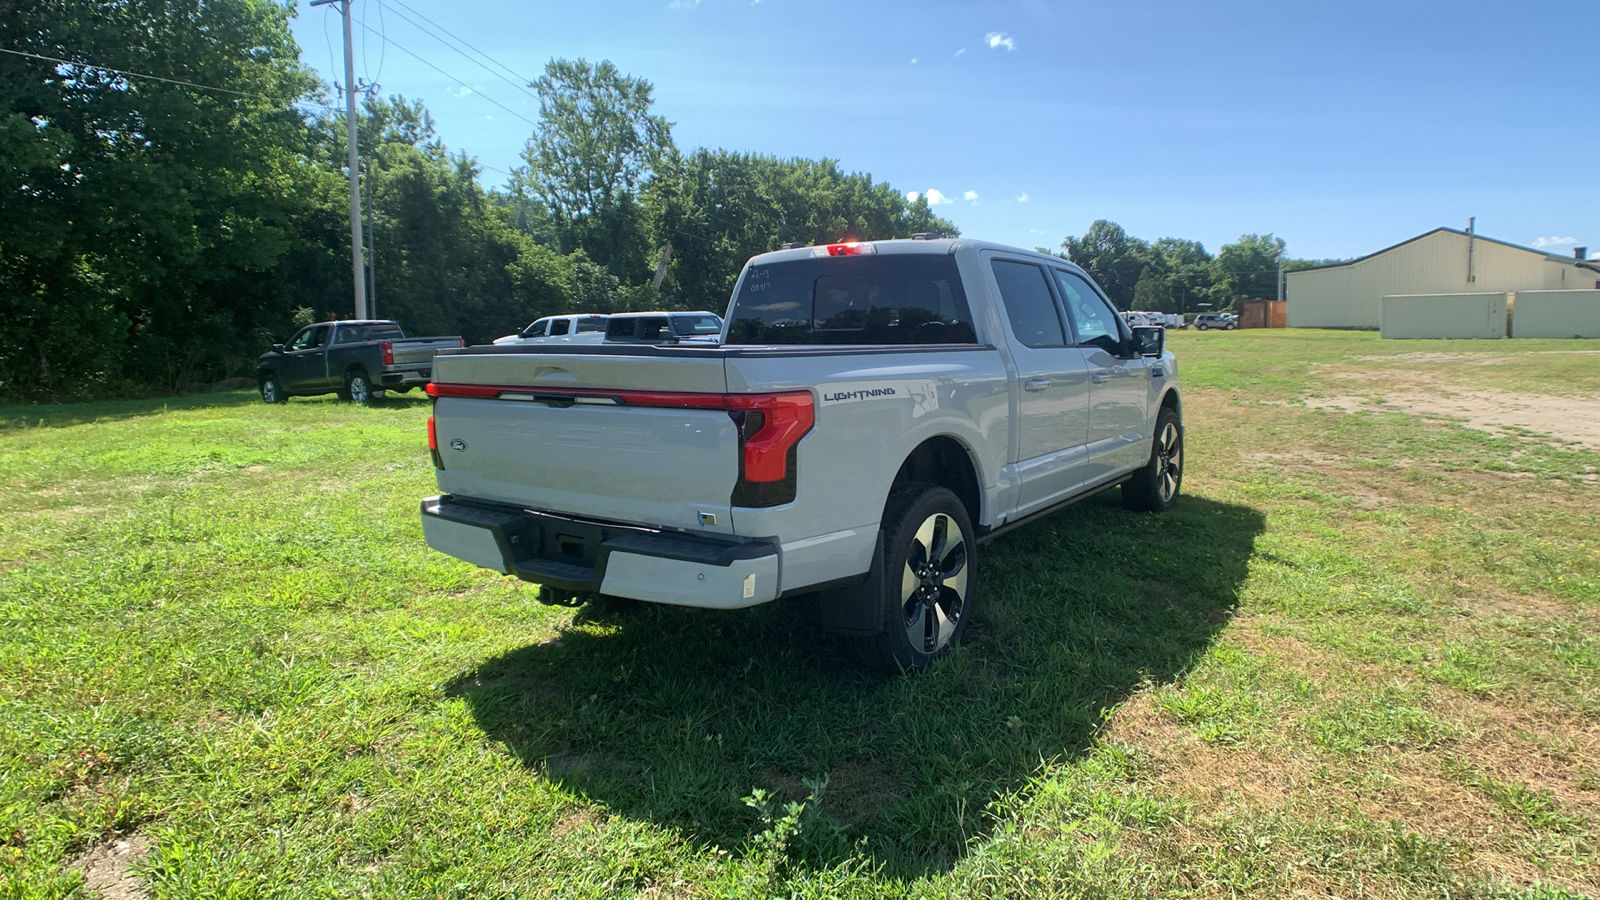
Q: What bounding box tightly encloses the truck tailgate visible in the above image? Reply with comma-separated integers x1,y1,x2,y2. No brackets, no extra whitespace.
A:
391,337,462,366
429,350,741,535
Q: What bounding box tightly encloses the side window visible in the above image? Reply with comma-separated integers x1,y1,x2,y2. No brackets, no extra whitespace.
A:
576,317,606,333
523,320,548,338
289,326,327,351
991,260,1066,348
549,319,571,336
1053,270,1121,347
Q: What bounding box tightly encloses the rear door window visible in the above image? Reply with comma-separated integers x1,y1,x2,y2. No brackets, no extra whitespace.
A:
725,255,976,345
549,319,571,336
991,260,1067,348
575,317,607,333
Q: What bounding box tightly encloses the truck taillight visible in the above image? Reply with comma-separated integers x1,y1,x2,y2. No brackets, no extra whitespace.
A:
728,391,813,507
380,341,394,366
427,415,443,470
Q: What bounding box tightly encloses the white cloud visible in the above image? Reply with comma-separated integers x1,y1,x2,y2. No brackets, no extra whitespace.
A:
909,57,919,64
986,32,1016,51
453,86,473,97
1029,229,1048,235
1532,235,1577,248
963,190,980,205
954,48,966,57
1016,192,1030,203
906,191,919,202
924,188,953,205
668,0,701,8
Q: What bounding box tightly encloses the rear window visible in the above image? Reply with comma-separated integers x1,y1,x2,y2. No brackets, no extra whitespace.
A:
575,317,607,333
725,255,977,345
334,323,405,343
671,314,723,336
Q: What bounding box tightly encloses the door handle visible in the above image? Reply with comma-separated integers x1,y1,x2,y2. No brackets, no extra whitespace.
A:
1091,371,1110,385
1023,377,1050,392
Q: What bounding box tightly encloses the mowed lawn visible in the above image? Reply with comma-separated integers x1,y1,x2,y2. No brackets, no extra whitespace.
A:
2,331,1596,899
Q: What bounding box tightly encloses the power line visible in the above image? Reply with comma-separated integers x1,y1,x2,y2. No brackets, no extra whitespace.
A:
3,45,341,113
381,0,538,99
354,21,538,127
1,46,255,97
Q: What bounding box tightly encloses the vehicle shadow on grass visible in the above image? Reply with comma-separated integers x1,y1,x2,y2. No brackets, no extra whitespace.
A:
448,491,1264,878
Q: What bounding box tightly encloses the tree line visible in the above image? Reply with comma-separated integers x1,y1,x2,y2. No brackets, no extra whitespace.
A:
0,1,953,398
1058,221,1341,315
2,1,1318,400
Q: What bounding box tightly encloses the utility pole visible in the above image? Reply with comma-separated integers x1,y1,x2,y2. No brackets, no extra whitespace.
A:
364,159,376,318
311,0,367,319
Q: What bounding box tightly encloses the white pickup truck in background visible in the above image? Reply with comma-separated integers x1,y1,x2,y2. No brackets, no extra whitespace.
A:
421,238,1184,672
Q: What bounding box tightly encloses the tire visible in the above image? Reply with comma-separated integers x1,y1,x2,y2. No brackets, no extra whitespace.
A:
344,368,374,405
848,484,976,674
1225,324,1236,330
1123,406,1183,512
260,373,287,404
1197,324,1208,331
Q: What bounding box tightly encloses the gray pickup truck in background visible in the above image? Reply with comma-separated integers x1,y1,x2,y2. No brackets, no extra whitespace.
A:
420,238,1183,672
258,320,463,405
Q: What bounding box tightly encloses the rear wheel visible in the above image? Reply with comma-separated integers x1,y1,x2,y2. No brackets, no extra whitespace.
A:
1123,406,1183,512
849,484,975,674
1197,324,1208,331
344,369,374,405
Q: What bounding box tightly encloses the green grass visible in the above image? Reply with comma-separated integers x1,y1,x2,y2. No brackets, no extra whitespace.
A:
3,330,1597,898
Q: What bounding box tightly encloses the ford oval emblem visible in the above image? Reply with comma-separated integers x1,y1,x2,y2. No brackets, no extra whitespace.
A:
449,438,467,452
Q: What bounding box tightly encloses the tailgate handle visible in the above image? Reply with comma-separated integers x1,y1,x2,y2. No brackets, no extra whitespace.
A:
498,390,620,408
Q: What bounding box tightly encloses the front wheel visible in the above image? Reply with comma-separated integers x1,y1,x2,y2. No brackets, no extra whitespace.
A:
1123,407,1183,512
849,484,975,674
260,374,287,404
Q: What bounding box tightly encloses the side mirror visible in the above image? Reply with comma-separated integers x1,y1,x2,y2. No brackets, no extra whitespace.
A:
1131,325,1164,358
271,343,285,353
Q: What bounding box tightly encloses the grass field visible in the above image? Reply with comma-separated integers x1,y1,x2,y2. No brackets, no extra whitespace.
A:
2,330,1597,899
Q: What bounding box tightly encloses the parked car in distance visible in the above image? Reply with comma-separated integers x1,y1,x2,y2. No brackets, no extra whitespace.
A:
1194,313,1236,331
602,311,724,344
420,238,1182,673
492,314,608,346
257,320,463,404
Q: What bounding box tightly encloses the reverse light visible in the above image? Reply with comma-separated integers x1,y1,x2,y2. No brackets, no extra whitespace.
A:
380,341,394,366
812,241,877,258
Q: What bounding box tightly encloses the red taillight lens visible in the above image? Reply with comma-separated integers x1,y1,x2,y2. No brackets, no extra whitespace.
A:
726,392,814,483
380,341,394,366
427,415,437,450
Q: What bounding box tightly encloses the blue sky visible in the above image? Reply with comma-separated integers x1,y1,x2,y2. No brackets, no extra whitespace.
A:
290,0,1596,262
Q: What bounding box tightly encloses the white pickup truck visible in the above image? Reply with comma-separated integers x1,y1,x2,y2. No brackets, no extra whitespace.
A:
420,238,1183,671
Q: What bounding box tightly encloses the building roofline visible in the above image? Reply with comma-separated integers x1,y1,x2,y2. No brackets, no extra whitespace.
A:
1286,227,1598,275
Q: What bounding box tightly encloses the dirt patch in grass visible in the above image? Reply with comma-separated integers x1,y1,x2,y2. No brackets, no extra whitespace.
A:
764,758,908,823
70,834,152,900
551,807,598,838
1105,691,1311,808
1305,389,1600,450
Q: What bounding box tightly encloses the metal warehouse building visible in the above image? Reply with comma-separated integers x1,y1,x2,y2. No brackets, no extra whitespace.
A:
1286,227,1600,330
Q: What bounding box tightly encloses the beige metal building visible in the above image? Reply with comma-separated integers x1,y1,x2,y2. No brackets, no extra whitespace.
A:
1286,228,1600,329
